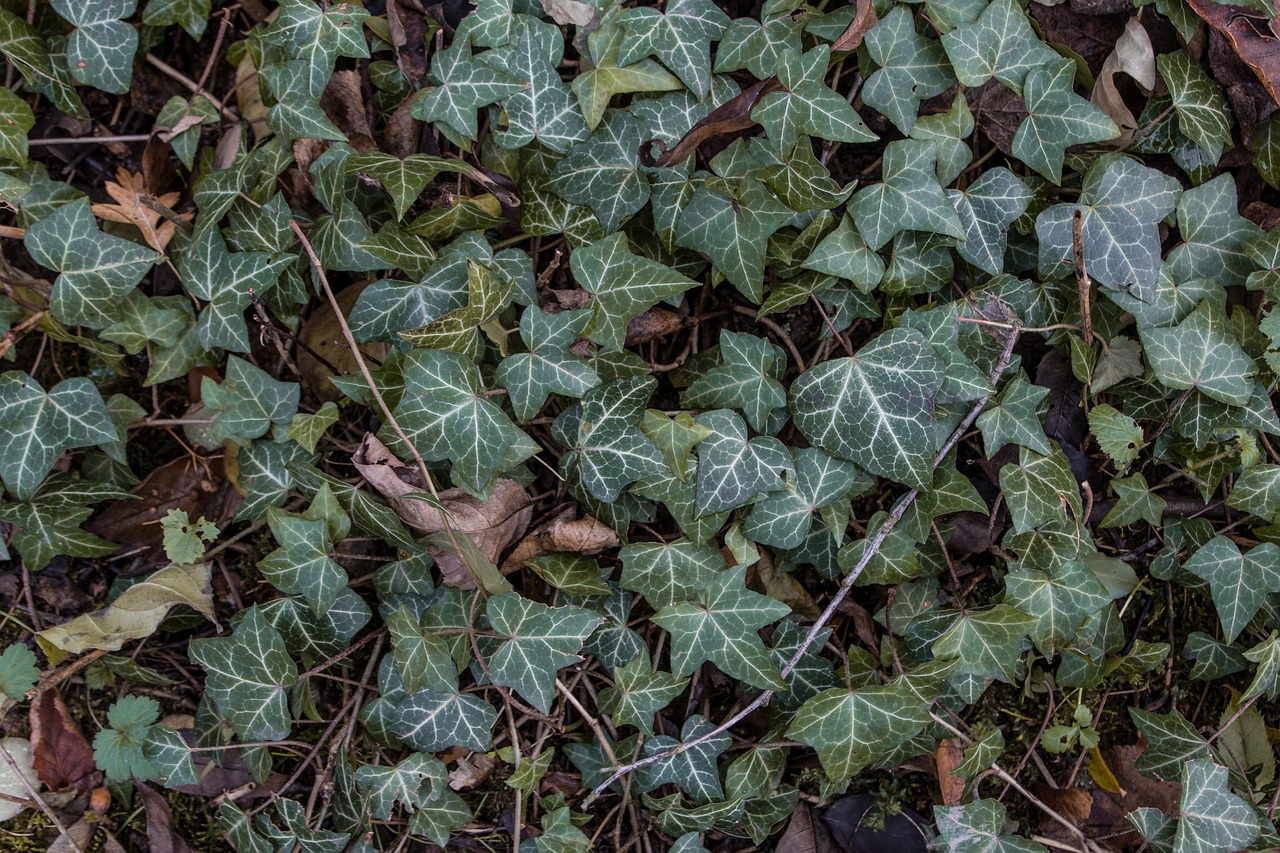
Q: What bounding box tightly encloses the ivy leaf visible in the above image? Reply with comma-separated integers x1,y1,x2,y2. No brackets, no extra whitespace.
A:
653,566,789,689
694,409,789,515
640,410,713,482
940,0,1059,94
636,715,731,803
560,376,666,501
1183,536,1280,642
24,198,158,328
346,152,471,221
616,0,730,97
933,799,1049,853
262,60,346,142
932,605,1035,685
189,606,299,742
1157,51,1232,164
202,357,300,445
0,644,39,700
1130,708,1213,780
1088,404,1144,471
1166,175,1263,287
975,372,1051,456
599,655,689,736
483,593,602,714
49,0,138,94
0,8,84,118
0,88,33,165
1036,158,1180,296
1226,464,1280,521
786,683,930,784
1140,300,1254,406
862,7,956,134
0,476,125,570
1174,759,1259,853
619,538,725,609
849,139,965,250
548,111,650,233
161,509,218,565
496,308,598,422
1004,560,1111,656
387,606,456,696
947,167,1030,275
175,227,291,353
682,331,787,434
142,0,210,39
1013,58,1119,184
393,348,532,498
714,14,801,79
388,690,497,753
0,372,115,501
790,327,945,489
570,233,698,351
259,501,349,618
675,177,792,301
355,753,446,820
412,42,524,143
801,213,885,291
745,447,862,549
93,696,159,782
1101,473,1166,528
1243,633,1280,701
1000,447,1081,533
399,260,513,360
753,46,876,154
483,16,589,153
572,23,681,131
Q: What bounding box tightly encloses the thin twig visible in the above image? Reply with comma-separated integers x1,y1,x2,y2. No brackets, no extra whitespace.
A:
1072,209,1093,347
144,54,236,121
581,315,1023,807
0,736,85,853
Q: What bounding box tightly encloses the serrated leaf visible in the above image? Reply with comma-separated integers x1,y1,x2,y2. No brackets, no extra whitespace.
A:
1157,51,1232,164
161,509,218,565
560,376,666,501
849,139,965,250
1183,536,1280,642
790,327,944,489
1036,158,1180,296
1013,58,1119,184
1174,759,1259,853
675,177,792,301
862,7,956,134
0,644,38,700
599,655,688,736
652,566,789,689
786,683,930,784
24,198,158,328
570,233,697,351
940,0,1059,94
1088,404,1144,471
189,606,299,742
1140,300,1254,406
49,0,138,94
93,695,159,782
482,593,601,713
0,372,115,500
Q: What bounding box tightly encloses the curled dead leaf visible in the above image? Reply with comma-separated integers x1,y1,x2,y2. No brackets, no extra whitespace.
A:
502,507,619,571
832,0,878,52
641,77,784,168
353,434,532,588
1091,18,1156,145
1187,0,1280,105
935,737,967,806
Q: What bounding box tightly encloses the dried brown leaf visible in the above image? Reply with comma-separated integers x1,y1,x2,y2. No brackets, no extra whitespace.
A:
30,690,100,794
1187,0,1280,105
642,77,783,168
502,507,619,571
935,737,967,806
832,0,877,52
137,782,197,853
90,169,189,254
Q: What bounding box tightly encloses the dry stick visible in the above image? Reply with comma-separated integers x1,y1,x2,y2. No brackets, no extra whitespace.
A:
1072,209,1093,347
29,134,152,146
287,219,478,583
581,317,1023,808
0,737,86,853
145,54,237,122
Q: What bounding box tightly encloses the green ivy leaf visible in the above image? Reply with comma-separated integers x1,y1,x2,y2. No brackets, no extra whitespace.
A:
1243,633,1280,701
640,410,713,482
175,227,291,353
932,605,1035,685
616,0,729,97
142,0,210,39
0,372,115,500
161,509,218,565
412,42,523,144
933,799,1049,853
862,7,956,134
786,683,930,784
1101,472,1166,528
694,409,789,515
598,655,689,736
496,308,599,422
940,0,1059,94
0,475,125,569
560,376,666,502
1140,300,1254,406
1157,51,1232,164
682,331,787,434
483,16,589,153
548,112,652,234
636,714,731,802
1227,464,1280,521
790,327,945,489
189,606,299,742
1174,759,1259,853
24,198,158,328
572,22,681,131
389,689,497,753
482,593,601,713
745,447,860,549
714,14,801,79
999,447,1081,533
619,538,725,609
201,357,300,445
975,372,1051,456
346,152,471,221
1130,708,1213,780
570,233,698,351
1012,58,1118,184
355,753,446,820
652,566,789,690
753,46,876,154
849,139,965,250
1004,560,1111,656
1166,175,1262,287
49,0,138,94
1183,536,1280,642
947,167,1030,275
675,177,792,301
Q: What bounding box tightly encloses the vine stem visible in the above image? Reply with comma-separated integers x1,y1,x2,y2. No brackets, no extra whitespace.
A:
581,317,1023,808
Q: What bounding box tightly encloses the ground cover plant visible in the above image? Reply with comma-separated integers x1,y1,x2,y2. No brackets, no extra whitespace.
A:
1,0,1280,849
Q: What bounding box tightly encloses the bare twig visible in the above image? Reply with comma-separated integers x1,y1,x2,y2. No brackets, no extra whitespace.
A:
1072,209,1093,346
580,314,1023,807
0,736,85,853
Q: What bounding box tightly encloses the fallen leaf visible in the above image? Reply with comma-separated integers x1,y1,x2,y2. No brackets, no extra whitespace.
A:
1186,0,1280,106
776,802,839,853
137,782,197,853
1034,785,1093,824
297,282,389,402
354,434,533,588
541,0,595,26
37,563,217,656
90,169,190,254
1087,746,1125,795
641,77,783,168
1091,18,1156,144
449,752,498,791
47,815,96,853
30,690,100,793
935,737,967,806
752,552,821,621
832,0,878,52
0,737,39,821
503,507,619,571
